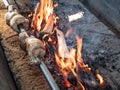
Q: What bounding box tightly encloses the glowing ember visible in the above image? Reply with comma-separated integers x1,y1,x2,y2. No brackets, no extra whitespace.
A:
64,79,72,88
31,0,105,89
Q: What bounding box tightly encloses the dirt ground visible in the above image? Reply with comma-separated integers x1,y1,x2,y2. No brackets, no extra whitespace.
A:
0,0,120,90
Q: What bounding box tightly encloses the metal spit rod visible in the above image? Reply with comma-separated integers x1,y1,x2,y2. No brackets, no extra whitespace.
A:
36,57,60,90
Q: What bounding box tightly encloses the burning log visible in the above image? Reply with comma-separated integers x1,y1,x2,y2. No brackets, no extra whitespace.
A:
56,29,69,58
40,14,54,34
35,14,55,38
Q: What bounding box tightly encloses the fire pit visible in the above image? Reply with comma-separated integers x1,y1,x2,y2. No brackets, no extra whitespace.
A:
1,0,120,90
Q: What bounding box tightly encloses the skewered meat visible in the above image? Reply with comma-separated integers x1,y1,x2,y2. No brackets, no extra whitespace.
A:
25,36,46,65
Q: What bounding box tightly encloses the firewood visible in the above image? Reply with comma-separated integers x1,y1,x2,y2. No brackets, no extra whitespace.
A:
56,30,69,58
40,14,54,34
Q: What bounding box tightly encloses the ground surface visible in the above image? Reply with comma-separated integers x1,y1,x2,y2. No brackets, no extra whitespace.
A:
0,0,120,90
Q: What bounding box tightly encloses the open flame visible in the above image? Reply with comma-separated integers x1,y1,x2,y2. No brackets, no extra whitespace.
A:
32,0,55,33
96,73,105,86
31,0,105,89
55,36,86,90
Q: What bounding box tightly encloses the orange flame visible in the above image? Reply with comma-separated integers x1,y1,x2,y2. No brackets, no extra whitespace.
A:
76,36,91,71
96,74,105,86
55,36,86,90
32,0,54,31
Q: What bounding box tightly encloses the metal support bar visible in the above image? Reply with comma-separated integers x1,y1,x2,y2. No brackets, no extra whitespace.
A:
36,57,60,90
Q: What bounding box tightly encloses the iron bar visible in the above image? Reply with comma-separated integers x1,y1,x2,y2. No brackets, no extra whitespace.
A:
36,57,60,90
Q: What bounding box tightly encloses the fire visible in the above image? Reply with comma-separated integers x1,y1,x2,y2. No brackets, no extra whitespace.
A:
64,79,72,87
55,36,86,90
32,0,105,89
32,0,54,32
76,36,91,71
96,73,105,86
